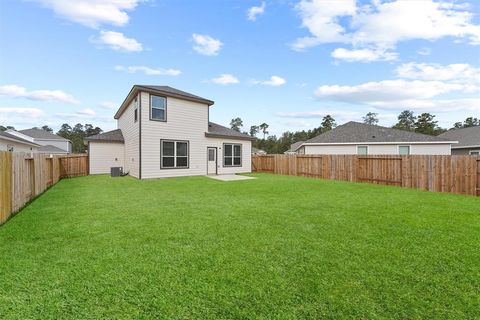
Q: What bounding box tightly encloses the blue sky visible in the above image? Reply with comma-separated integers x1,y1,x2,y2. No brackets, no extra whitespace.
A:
0,0,479,136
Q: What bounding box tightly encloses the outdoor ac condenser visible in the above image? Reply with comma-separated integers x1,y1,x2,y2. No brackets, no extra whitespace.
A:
111,167,123,177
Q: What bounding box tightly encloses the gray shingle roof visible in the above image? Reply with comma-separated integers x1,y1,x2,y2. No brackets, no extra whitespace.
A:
0,130,41,146
438,126,480,148
84,129,124,142
206,122,255,141
138,85,214,105
19,128,69,141
38,145,69,153
286,141,305,152
305,121,454,144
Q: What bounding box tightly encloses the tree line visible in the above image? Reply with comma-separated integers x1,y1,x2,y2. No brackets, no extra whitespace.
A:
230,111,479,154
0,123,103,153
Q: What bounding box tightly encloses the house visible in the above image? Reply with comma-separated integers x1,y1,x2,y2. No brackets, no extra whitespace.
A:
284,141,304,154
252,147,267,155
6,128,72,154
438,126,480,155
0,130,40,155
85,85,254,178
295,121,456,155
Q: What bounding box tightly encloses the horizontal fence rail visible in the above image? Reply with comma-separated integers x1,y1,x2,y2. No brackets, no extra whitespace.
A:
0,151,89,224
252,154,480,197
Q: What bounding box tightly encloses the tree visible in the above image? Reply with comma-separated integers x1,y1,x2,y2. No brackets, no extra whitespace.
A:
362,112,379,125
321,115,336,132
84,124,102,137
41,125,53,132
393,110,415,131
57,123,72,138
259,123,269,139
463,117,479,128
230,117,243,132
414,113,438,135
249,125,259,137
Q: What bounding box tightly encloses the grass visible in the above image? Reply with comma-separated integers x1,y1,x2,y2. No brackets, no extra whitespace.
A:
0,174,479,319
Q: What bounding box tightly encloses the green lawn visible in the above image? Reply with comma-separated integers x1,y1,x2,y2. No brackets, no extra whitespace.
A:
0,174,479,319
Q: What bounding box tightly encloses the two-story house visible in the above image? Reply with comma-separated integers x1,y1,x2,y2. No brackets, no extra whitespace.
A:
85,85,254,178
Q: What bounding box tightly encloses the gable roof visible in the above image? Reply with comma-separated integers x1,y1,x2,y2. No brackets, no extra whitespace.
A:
84,129,124,143
114,85,214,119
0,130,41,147
206,122,256,141
438,126,480,148
19,128,70,141
305,121,455,144
38,145,69,154
286,141,305,152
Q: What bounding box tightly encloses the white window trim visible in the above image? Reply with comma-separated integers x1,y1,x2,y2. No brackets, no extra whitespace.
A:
160,140,189,169
469,150,480,155
398,145,411,155
357,145,368,155
150,94,167,122
223,143,242,167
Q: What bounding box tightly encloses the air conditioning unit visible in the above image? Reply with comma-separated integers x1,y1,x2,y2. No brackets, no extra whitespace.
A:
111,167,123,177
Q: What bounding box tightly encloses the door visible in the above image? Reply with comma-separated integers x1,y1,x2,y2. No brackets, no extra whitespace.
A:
207,147,217,175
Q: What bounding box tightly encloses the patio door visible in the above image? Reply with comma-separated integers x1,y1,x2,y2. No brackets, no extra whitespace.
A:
207,147,217,175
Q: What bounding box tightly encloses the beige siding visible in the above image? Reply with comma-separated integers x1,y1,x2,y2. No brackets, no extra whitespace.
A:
118,95,140,178
88,141,125,175
305,144,452,155
206,138,252,175
0,138,37,154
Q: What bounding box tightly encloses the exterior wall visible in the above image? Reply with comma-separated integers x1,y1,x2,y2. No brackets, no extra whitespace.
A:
206,138,251,175
451,148,480,155
0,138,38,154
304,144,451,155
34,139,71,152
118,95,140,178
88,141,125,175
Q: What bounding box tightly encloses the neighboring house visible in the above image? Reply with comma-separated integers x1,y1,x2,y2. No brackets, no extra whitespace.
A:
7,128,72,153
38,145,69,156
85,85,254,178
0,130,39,154
252,147,267,155
296,121,456,155
284,141,304,154
438,126,480,155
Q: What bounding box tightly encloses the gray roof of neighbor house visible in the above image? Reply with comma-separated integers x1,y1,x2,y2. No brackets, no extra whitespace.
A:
206,122,256,141
252,147,266,153
115,85,214,119
19,128,70,141
304,121,455,144
84,129,124,143
38,145,69,153
286,141,305,152
438,126,480,148
0,130,41,146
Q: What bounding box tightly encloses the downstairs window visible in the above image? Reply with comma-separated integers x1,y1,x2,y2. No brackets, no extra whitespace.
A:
161,140,189,169
223,143,242,167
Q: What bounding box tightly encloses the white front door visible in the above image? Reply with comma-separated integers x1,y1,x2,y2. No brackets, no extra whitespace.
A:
207,147,217,175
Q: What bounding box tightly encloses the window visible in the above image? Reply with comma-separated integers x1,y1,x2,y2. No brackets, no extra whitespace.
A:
161,140,188,169
150,95,166,121
399,146,410,155
7,144,14,152
357,146,368,155
470,150,480,156
224,143,242,166
208,149,215,161
134,108,138,122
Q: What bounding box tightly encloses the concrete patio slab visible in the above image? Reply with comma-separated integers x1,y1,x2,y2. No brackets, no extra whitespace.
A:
207,174,256,181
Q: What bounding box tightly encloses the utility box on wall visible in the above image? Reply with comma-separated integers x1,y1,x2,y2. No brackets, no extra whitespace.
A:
110,167,123,177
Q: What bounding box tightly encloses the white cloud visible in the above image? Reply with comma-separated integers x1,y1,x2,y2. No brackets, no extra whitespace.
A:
55,108,113,122
0,84,79,104
92,30,143,52
417,47,431,56
114,65,181,76
99,101,118,109
31,0,140,28
372,98,480,113
251,75,286,86
0,107,45,118
247,2,266,21
277,110,359,119
315,79,465,103
331,47,398,62
211,74,239,85
192,33,223,56
395,63,480,82
293,0,480,59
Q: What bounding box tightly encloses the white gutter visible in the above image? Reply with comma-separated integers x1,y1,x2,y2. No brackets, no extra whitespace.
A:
302,141,457,146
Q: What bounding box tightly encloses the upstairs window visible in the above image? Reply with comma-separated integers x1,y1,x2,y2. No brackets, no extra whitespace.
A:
161,140,189,169
224,143,242,167
150,95,166,121
357,146,368,155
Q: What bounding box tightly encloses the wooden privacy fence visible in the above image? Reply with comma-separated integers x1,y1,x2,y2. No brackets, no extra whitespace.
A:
252,154,480,197
0,152,89,224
